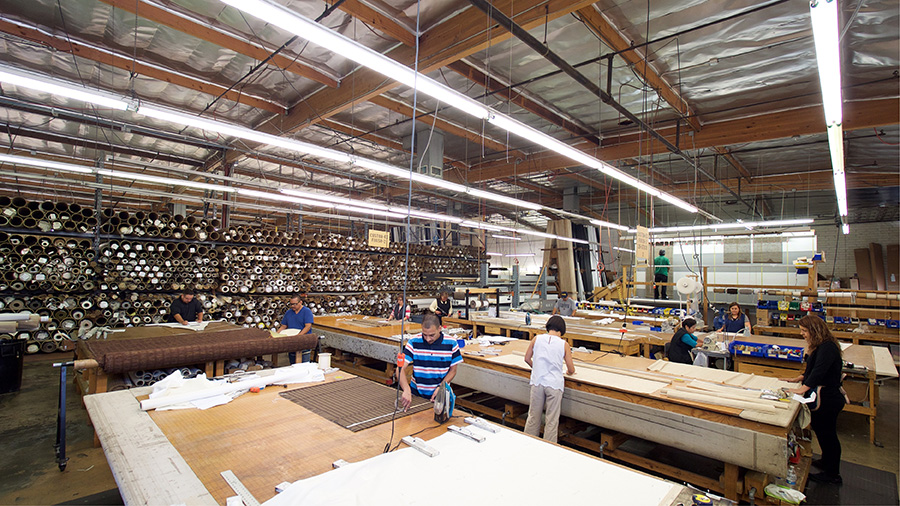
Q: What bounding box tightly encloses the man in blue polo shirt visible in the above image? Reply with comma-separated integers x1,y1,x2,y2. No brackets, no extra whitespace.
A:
399,314,463,411
277,295,315,364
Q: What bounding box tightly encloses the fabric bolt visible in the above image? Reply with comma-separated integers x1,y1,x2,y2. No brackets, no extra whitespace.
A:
554,298,577,316
403,333,462,397
524,384,563,443
722,314,747,333
85,329,317,373
169,297,203,322
529,333,567,391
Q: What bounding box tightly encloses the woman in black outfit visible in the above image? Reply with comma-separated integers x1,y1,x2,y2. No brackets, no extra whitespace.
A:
783,315,845,484
666,318,699,365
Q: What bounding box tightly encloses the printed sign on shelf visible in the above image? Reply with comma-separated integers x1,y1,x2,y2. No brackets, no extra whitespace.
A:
368,229,390,248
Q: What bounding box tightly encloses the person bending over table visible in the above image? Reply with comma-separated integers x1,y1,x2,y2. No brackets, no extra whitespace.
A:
170,289,203,325
399,314,462,411
429,289,453,324
666,318,700,364
524,315,575,443
782,315,845,485
277,295,315,364
551,291,577,317
718,302,751,334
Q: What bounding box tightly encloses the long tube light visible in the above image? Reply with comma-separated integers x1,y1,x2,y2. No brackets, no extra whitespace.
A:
0,65,553,216
218,0,702,216
97,169,237,193
651,230,815,243
0,153,94,174
810,0,848,219
649,218,814,233
590,218,630,232
492,234,522,240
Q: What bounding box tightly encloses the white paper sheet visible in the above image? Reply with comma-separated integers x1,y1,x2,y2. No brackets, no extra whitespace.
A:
264,425,680,506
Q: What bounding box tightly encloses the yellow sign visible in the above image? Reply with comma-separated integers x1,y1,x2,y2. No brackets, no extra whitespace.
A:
368,229,390,248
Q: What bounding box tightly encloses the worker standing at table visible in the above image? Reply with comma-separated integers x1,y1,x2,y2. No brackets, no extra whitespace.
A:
387,294,411,321
552,291,577,317
170,289,203,325
277,295,315,364
429,289,453,324
399,314,462,411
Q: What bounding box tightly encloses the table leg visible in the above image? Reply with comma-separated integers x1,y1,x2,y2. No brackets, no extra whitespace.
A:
724,462,739,500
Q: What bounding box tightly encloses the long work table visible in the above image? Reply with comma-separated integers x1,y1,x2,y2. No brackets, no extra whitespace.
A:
312,314,806,501
85,367,692,505
729,333,898,444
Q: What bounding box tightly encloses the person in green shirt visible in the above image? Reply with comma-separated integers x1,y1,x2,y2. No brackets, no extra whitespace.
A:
653,250,670,299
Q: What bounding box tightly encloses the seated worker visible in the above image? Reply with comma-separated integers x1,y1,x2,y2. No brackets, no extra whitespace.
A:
276,295,315,364
667,318,699,365
551,291,577,317
524,315,575,443
387,294,410,321
719,302,751,334
399,314,462,411
429,289,453,324
170,289,203,325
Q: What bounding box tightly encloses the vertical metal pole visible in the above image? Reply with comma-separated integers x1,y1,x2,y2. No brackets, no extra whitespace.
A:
479,261,489,288
54,363,69,471
540,269,548,300
511,264,520,308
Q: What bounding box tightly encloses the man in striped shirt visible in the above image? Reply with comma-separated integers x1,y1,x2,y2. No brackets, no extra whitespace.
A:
399,314,463,411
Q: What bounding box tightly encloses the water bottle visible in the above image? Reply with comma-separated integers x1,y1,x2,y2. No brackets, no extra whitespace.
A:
786,464,797,488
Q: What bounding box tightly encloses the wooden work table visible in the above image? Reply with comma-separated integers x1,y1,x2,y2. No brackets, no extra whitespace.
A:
85,369,690,506
312,314,804,501
729,333,898,444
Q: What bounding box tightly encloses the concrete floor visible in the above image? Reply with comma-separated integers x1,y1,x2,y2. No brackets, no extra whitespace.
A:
1,353,897,504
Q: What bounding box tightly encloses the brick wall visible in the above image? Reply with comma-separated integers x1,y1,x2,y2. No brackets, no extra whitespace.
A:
815,221,900,283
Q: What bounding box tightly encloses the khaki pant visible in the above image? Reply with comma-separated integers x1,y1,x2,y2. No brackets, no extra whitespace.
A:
523,384,563,443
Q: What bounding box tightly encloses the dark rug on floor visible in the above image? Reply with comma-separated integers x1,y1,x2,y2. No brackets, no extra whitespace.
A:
805,457,899,505
280,377,431,432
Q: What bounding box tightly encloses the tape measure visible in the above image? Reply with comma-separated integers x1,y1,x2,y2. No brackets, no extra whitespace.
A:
692,493,712,506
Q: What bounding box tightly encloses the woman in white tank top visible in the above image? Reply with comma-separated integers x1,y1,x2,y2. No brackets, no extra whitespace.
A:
523,315,575,443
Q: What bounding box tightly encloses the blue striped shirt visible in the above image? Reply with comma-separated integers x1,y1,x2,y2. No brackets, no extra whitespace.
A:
404,333,462,397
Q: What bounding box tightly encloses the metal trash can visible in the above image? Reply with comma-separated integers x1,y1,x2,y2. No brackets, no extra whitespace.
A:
0,339,26,394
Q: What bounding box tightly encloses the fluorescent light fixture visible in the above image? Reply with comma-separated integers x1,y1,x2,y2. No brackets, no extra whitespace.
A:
649,218,814,233
658,192,699,213
486,252,503,256
506,253,535,257
219,0,490,119
281,188,389,211
467,188,542,210
333,204,408,220
237,188,334,207
810,0,842,127
218,0,700,216
0,153,93,174
613,246,635,253
492,234,522,241
650,230,815,243
590,219,630,232
827,126,848,216
841,223,850,235
97,169,236,192
0,67,133,111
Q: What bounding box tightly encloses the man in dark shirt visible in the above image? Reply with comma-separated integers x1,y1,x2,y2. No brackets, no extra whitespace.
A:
170,289,204,325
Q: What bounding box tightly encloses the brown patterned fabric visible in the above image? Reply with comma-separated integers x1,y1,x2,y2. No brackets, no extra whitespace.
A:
280,377,432,432
84,323,318,373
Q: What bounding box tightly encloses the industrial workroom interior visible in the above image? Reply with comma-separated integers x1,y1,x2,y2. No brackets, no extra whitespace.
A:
0,0,898,505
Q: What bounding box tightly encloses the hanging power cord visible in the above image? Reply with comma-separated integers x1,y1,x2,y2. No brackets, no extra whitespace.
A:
383,0,422,454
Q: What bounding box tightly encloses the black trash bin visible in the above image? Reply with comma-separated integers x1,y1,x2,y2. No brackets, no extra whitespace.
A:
0,339,26,394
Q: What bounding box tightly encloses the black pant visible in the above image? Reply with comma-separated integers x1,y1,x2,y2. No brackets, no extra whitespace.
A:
654,273,668,299
811,393,845,477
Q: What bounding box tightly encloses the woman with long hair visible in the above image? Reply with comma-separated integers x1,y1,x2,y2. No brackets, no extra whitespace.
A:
782,315,845,484
718,301,751,334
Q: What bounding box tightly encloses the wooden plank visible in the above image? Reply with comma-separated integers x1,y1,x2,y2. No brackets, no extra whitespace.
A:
887,245,900,291
84,390,217,506
855,248,876,290
870,243,887,291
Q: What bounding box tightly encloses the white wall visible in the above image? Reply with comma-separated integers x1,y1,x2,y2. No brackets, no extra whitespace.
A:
815,221,900,282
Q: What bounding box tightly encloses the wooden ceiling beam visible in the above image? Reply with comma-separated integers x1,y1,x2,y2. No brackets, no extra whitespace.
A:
368,95,519,157
576,6,701,132
0,19,284,114
470,98,900,182
713,147,753,182
97,0,338,87
325,0,416,47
